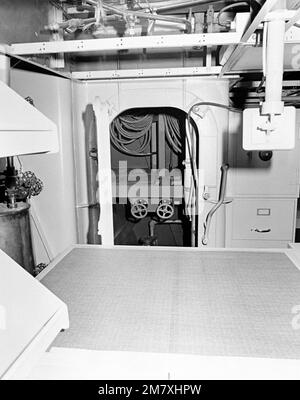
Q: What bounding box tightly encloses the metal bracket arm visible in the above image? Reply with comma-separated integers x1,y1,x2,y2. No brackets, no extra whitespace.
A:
202,164,230,246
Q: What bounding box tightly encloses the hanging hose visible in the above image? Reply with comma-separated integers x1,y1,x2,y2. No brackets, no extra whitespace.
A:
163,114,182,154
50,0,261,34
110,111,185,156
110,112,154,157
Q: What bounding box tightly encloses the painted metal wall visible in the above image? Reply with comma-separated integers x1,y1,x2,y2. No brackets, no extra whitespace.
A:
10,68,77,264
0,0,49,44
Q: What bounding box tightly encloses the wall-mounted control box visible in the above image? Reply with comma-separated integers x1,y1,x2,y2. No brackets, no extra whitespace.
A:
243,106,296,151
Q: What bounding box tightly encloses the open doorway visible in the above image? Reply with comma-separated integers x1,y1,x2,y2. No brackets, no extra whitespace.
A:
110,107,198,247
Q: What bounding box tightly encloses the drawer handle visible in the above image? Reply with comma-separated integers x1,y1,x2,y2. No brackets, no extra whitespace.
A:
251,228,271,233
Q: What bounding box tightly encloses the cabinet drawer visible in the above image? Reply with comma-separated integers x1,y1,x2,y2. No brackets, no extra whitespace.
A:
230,199,296,241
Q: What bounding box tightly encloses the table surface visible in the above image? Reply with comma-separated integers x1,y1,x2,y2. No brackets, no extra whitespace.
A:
41,246,300,360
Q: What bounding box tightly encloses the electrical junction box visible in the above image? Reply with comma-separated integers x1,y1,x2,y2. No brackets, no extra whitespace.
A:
242,106,296,151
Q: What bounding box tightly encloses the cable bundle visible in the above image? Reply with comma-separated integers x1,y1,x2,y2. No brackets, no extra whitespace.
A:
110,112,154,156
110,111,184,156
162,114,182,154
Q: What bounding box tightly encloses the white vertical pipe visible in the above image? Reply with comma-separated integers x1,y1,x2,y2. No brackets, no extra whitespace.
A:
93,97,114,247
261,1,286,116
261,18,285,116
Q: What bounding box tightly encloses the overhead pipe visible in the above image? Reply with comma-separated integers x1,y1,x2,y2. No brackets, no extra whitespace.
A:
53,1,192,34
261,1,286,117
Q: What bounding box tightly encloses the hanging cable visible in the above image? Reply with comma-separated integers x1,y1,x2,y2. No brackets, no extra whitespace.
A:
163,114,182,154
110,111,154,156
163,115,182,154
217,2,249,28
111,110,186,157
187,102,242,192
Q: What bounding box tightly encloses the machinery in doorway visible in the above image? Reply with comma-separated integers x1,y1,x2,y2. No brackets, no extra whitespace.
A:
110,107,198,247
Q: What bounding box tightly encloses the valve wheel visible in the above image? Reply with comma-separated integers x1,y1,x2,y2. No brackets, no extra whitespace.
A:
131,200,148,219
156,201,174,220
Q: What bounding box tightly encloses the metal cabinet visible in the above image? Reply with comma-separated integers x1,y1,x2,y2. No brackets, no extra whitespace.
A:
225,198,297,248
226,111,300,248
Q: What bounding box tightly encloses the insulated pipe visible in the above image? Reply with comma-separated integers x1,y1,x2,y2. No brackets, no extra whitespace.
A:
261,13,285,116
56,6,192,33
103,4,193,33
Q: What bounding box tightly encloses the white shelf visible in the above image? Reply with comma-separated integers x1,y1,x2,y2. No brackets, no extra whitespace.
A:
0,250,68,380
